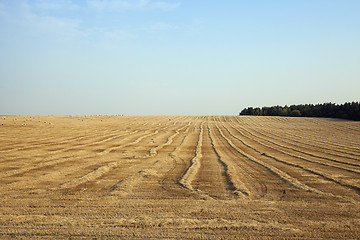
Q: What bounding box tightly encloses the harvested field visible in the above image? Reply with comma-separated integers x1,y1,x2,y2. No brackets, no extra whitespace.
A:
0,115,359,239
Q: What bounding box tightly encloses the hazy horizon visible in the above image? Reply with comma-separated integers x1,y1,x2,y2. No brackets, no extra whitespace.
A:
1,0,359,115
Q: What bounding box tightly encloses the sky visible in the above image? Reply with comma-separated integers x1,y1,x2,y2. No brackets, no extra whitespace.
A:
0,0,359,115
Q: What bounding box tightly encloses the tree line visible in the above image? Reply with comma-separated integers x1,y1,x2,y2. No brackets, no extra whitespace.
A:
239,102,360,121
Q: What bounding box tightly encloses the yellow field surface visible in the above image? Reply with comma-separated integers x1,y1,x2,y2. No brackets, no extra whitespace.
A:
0,115,359,239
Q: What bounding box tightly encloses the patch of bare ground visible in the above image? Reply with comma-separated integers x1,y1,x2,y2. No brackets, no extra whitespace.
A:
0,115,359,239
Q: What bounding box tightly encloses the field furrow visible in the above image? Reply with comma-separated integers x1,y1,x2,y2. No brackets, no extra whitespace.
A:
178,122,212,199
226,117,360,199
237,116,360,159
213,118,322,195
239,116,360,150
206,123,247,198
105,124,192,198
1,115,359,239
59,124,188,191
235,121,360,172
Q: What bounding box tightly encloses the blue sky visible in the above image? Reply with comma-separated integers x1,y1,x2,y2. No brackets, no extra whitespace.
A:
1,0,359,115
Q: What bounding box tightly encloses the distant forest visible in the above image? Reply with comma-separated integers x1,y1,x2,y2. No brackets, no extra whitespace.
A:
239,102,360,121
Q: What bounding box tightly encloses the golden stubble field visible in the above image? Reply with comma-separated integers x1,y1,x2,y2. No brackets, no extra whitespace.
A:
0,115,359,239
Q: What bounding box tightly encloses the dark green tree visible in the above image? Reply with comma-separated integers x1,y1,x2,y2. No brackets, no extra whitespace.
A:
239,102,359,121
290,110,301,117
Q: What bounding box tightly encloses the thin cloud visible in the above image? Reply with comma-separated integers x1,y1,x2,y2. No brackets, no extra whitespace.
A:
0,1,137,46
1,1,82,38
151,2,180,11
0,0,182,47
33,0,80,11
87,0,179,11
29,15,82,37
87,0,149,11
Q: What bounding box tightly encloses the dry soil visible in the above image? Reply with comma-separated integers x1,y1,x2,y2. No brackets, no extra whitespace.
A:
0,115,359,239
